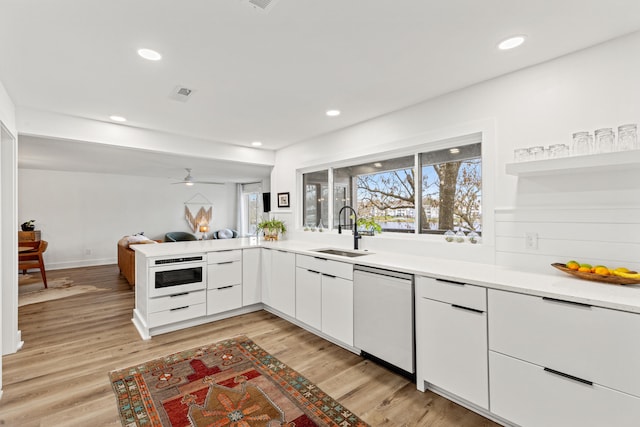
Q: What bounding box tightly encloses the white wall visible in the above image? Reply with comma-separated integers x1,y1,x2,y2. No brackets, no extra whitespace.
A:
18,169,238,269
272,31,640,271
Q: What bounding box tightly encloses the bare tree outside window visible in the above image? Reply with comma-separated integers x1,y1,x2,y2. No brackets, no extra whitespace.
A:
305,137,482,236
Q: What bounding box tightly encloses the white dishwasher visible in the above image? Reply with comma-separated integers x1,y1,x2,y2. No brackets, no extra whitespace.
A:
354,265,415,378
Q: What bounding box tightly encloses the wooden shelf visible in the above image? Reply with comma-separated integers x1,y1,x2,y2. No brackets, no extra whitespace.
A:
505,149,640,177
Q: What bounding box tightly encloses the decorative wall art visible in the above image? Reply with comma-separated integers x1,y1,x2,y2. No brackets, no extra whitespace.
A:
277,192,290,208
184,193,212,232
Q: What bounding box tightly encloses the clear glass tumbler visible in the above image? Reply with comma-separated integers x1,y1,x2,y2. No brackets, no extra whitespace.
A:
595,128,615,153
548,144,569,158
513,148,530,162
528,146,545,160
617,124,637,151
571,131,592,156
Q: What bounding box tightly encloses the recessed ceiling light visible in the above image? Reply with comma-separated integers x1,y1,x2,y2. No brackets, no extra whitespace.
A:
109,115,127,122
374,162,383,168
251,141,263,147
449,148,460,154
137,48,162,61
326,109,341,117
498,36,526,50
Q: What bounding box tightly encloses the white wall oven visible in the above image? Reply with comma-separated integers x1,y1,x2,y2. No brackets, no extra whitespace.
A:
149,255,207,297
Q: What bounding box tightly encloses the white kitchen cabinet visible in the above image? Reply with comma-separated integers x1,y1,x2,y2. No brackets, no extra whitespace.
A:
207,250,242,315
295,267,322,330
488,289,640,426
415,276,488,409
295,254,354,347
260,248,272,306
490,351,640,427
321,274,353,346
268,249,296,317
242,248,261,306
146,290,207,328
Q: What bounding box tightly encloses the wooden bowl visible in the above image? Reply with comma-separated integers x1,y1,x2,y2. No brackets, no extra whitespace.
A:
551,263,640,285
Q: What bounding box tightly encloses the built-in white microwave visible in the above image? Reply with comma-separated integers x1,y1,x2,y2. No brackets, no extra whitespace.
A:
149,255,207,297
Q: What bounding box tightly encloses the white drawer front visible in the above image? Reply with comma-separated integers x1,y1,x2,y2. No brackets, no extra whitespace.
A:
207,250,241,264
207,285,242,315
490,351,640,427
489,289,640,397
296,254,353,280
148,290,205,313
208,260,242,289
416,276,486,311
148,303,206,328
416,298,488,409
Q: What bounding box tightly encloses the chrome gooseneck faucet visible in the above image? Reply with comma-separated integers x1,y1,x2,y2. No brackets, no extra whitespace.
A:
337,205,362,250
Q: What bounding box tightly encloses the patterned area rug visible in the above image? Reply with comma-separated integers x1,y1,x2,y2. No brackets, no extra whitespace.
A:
109,336,369,427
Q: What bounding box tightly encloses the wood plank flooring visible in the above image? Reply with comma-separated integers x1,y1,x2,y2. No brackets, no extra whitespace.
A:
1,264,500,426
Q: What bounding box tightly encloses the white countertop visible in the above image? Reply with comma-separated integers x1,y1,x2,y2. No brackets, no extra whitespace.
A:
134,238,640,314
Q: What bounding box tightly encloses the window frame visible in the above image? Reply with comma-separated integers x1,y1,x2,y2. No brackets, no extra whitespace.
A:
296,127,494,245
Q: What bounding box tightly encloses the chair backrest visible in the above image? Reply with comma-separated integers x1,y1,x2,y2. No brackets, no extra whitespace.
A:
18,240,47,261
164,232,197,242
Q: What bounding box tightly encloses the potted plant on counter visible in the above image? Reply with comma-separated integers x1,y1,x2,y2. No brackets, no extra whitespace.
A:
356,216,382,236
257,218,287,241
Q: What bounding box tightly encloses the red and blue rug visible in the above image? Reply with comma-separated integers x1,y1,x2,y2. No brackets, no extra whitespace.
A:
109,335,369,426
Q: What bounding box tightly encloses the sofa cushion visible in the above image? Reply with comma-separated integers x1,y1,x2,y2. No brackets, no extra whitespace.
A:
216,228,235,239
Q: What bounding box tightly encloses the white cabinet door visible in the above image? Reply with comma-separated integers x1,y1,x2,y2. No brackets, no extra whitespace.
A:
322,275,353,347
295,267,322,330
242,248,261,306
269,250,296,317
416,297,488,409
490,351,640,427
261,248,272,306
207,285,242,315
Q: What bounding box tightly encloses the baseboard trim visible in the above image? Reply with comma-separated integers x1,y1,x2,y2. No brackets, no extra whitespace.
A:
46,258,116,271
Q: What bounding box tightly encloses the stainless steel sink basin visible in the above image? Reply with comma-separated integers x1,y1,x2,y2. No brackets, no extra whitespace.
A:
312,248,371,258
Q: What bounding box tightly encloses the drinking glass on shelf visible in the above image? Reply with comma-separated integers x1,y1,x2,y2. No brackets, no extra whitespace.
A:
513,148,530,162
528,146,545,160
617,124,637,151
548,143,569,158
595,128,615,153
571,131,592,156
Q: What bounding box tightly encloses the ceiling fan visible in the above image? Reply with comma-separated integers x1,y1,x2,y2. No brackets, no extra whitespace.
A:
172,168,224,186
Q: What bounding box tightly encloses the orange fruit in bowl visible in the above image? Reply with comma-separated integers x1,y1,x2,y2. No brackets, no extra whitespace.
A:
578,266,591,273
594,266,610,275
566,261,580,270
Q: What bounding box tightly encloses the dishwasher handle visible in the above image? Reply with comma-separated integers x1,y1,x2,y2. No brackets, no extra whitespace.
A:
354,265,413,281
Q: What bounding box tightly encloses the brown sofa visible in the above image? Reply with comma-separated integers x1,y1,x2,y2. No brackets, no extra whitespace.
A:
117,236,160,287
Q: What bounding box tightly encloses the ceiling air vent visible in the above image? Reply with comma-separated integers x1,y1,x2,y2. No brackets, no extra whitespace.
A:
169,86,195,102
246,0,281,13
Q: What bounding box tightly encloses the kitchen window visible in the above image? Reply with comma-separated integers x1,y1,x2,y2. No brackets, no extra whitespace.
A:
302,170,329,228
301,134,482,236
239,182,263,236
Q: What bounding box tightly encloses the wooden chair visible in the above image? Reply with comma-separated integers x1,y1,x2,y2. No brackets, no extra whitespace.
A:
18,240,48,288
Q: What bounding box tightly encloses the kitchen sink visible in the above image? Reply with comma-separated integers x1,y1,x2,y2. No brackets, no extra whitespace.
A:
312,248,371,258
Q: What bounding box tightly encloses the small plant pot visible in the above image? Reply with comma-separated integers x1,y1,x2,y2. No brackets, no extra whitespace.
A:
263,229,279,241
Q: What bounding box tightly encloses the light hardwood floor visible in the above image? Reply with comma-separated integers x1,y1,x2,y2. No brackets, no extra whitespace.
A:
1,265,499,427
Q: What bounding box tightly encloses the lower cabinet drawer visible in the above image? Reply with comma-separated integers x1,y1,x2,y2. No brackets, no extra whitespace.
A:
488,289,640,397
208,261,242,289
148,290,205,313
148,303,206,328
489,351,640,427
207,285,242,315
